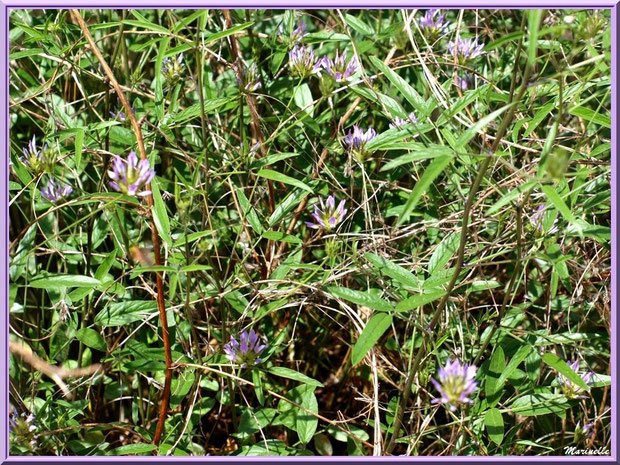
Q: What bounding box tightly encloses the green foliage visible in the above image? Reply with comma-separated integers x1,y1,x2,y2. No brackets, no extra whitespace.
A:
8,7,611,457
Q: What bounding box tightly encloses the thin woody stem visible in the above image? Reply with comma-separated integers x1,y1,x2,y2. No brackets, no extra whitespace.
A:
383,13,543,451
70,10,172,447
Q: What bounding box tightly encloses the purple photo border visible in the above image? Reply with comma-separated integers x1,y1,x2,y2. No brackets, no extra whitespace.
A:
0,1,617,463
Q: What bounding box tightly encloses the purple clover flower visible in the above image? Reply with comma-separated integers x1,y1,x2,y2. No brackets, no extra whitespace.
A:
108,151,155,197
431,359,478,411
574,421,594,443
9,411,38,450
317,50,358,83
343,125,377,162
418,9,450,39
238,63,262,92
447,37,485,64
278,21,308,44
530,205,559,234
162,53,185,84
40,178,73,203
557,360,595,399
20,135,55,174
305,195,347,232
288,44,322,78
223,329,267,368
389,112,418,129
456,73,473,91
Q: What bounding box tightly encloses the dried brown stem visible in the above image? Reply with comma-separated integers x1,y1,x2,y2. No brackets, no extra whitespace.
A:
69,10,172,447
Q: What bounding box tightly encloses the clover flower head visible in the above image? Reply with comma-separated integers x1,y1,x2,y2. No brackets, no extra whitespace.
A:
223,329,267,368
9,411,38,450
20,135,55,174
108,151,155,197
343,125,377,162
557,360,595,399
456,73,473,91
574,421,594,443
418,9,450,38
389,112,418,129
319,50,358,83
447,37,485,63
40,178,73,203
279,20,308,44
288,44,322,78
431,359,478,411
305,195,347,232
530,205,559,234
238,63,262,92
162,53,185,84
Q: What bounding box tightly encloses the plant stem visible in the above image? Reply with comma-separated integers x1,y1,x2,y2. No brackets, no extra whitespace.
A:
70,10,172,447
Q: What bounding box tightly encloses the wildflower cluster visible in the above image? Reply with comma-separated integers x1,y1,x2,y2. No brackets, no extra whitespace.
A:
108,151,156,197
224,329,267,368
431,360,478,411
557,360,595,399
418,9,450,39
161,53,185,85
238,63,262,92
343,125,377,162
305,195,347,232
20,135,55,174
40,178,73,203
288,44,322,78
9,411,38,452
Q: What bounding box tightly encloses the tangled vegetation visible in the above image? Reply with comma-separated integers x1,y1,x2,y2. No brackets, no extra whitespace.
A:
8,8,611,457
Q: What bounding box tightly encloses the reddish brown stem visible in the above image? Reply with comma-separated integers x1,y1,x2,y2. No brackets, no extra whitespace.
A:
70,10,172,447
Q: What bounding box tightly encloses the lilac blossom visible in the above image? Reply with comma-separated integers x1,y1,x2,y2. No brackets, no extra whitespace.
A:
288,44,322,78
317,50,358,83
40,178,73,203
431,359,478,411
305,194,347,232
279,21,308,44
557,360,595,399
108,151,155,197
418,9,450,38
456,73,473,91
574,421,594,443
223,329,267,368
530,205,559,234
20,135,55,173
162,53,185,84
343,125,377,161
389,112,418,129
238,63,262,92
447,37,485,63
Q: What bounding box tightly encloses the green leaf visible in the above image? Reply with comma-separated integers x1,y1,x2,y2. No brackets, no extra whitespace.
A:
428,232,461,275
542,353,590,392
268,367,323,388
395,290,446,312
364,252,420,289
484,408,504,445
486,180,537,216
269,189,310,226
527,10,544,66
455,104,512,150
369,56,427,115
351,313,392,366
257,169,313,193
94,300,158,327
568,105,611,128
344,14,374,36
237,189,264,234
380,146,453,172
110,443,157,455
76,328,107,352
396,155,452,225
151,178,172,247
496,345,531,389
29,275,101,290
327,286,393,312
510,392,570,416
293,83,314,116
262,230,302,244
540,184,577,224
204,21,253,45
485,346,506,400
